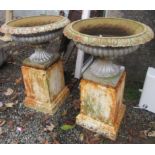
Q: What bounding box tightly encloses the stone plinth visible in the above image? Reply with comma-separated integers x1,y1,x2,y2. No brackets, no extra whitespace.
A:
76,68,126,140
21,60,69,115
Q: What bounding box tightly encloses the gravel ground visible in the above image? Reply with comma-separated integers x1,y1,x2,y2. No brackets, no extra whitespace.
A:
0,43,155,144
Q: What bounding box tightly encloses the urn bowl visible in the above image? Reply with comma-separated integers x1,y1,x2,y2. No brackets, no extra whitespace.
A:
1,15,70,64
64,17,154,77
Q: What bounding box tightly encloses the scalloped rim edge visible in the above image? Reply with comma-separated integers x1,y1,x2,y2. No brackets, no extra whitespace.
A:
1,15,70,35
63,17,154,47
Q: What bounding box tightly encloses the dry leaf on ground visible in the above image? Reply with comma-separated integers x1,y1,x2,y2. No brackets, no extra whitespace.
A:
15,77,22,85
0,119,6,127
0,127,3,135
16,127,24,132
0,102,7,112
53,139,60,144
7,120,14,128
83,130,102,144
149,122,155,130
0,102,3,107
5,102,14,108
43,140,49,144
4,88,14,96
79,133,84,141
73,99,80,110
0,106,7,112
148,131,155,137
44,123,55,132
61,110,68,116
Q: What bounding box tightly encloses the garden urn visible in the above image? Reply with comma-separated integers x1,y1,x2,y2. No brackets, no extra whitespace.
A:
1,15,70,115
64,17,154,140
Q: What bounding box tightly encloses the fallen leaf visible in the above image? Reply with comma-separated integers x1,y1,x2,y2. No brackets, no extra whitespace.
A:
42,114,50,125
7,120,14,128
15,77,22,85
128,135,133,143
61,110,68,116
4,88,14,96
0,127,3,135
83,130,102,144
73,99,80,110
11,139,19,144
44,123,55,132
0,102,3,107
14,100,19,105
0,106,7,112
13,51,18,55
148,131,155,137
149,122,155,130
0,102,6,112
43,140,49,144
139,130,149,139
8,91,18,102
86,135,101,144
80,133,84,141
37,136,44,143
53,139,60,144
128,128,138,137
63,119,75,125
5,102,14,108
0,119,6,127
16,127,24,132
60,124,75,131
49,131,57,139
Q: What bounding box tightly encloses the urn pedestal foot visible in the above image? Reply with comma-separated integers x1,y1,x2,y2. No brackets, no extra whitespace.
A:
24,86,69,115
76,104,125,141
21,59,69,115
76,67,126,140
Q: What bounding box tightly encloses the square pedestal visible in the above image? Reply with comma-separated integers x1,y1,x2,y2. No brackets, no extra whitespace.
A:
76,69,126,140
21,60,69,115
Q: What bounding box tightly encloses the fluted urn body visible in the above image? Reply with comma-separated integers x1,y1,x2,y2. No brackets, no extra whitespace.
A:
64,17,154,77
1,15,70,66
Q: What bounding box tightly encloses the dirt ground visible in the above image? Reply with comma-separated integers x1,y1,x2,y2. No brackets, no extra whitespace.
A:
0,41,155,144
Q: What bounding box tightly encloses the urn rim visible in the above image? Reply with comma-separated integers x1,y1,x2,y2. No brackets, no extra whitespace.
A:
63,17,154,47
1,15,70,35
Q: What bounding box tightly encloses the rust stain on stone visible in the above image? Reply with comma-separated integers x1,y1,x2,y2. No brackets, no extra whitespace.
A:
77,71,126,140
21,60,69,115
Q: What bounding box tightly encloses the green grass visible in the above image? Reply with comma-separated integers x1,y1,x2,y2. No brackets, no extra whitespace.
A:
124,82,143,101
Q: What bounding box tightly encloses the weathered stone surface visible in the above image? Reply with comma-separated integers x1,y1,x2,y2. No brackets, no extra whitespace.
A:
21,60,69,115
76,71,126,140
76,104,125,141
83,66,125,87
23,52,60,69
106,10,155,82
